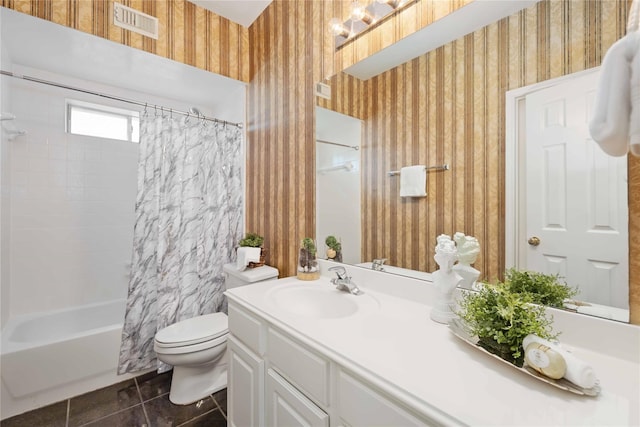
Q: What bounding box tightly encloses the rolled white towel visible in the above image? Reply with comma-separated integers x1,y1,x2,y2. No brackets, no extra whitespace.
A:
236,247,261,271
522,335,597,389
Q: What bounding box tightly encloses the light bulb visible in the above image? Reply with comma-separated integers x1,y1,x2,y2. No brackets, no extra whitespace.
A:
328,18,350,38
350,1,374,24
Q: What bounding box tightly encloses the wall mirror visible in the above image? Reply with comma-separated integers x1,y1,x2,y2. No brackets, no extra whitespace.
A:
315,3,633,323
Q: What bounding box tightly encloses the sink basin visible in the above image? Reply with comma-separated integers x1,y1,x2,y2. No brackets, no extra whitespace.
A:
265,283,378,319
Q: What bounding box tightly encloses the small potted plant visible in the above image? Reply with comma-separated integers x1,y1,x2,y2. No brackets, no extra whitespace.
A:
457,283,558,367
504,269,578,308
324,235,343,262
297,237,320,281
238,232,265,268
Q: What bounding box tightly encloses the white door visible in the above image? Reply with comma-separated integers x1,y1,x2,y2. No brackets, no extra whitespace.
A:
524,71,628,308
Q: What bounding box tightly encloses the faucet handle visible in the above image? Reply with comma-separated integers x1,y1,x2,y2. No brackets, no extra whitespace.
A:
372,258,387,271
328,265,347,279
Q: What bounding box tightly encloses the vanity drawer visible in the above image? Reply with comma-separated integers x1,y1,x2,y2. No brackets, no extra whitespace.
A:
266,368,329,427
267,327,330,408
338,370,428,427
228,302,264,356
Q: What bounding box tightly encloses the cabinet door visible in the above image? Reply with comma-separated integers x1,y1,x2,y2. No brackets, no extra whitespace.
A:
266,369,329,427
338,370,428,427
228,336,264,427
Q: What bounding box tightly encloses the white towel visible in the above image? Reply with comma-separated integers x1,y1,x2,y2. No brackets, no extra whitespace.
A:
399,165,426,197
236,247,261,271
589,35,632,156
523,335,597,389
630,33,640,156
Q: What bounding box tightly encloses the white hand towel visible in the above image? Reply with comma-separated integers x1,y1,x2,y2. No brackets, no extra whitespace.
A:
589,35,632,157
236,247,261,271
523,335,597,389
629,33,640,156
399,165,426,197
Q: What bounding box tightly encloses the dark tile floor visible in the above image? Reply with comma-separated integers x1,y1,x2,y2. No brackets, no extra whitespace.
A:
1,371,227,427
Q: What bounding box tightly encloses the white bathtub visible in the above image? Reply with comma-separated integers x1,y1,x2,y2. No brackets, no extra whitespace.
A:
1,299,126,398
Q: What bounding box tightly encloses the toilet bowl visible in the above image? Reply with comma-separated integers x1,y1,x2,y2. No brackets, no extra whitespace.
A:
154,313,229,405
154,263,279,405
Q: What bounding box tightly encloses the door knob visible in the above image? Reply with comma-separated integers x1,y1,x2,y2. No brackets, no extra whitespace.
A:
528,236,541,246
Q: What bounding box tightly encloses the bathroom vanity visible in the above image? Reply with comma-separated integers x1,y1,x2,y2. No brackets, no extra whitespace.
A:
224,260,640,426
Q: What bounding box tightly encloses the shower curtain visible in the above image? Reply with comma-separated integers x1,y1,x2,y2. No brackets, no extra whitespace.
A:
118,112,243,374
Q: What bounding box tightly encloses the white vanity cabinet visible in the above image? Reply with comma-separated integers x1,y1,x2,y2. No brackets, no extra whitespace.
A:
227,300,429,427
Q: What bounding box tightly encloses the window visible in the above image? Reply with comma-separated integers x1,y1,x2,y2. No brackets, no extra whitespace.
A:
67,100,140,142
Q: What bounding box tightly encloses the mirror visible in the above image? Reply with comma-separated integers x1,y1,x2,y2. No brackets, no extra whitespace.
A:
316,89,631,322
315,107,362,265
317,5,629,321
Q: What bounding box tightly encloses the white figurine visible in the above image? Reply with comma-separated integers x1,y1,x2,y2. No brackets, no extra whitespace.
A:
452,232,481,291
430,234,463,324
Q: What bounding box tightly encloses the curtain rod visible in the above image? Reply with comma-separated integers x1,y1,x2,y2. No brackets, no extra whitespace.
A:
0,70,244,129
316,139,360,150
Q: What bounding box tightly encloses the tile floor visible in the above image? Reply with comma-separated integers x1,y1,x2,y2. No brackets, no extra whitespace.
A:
1,371,227,427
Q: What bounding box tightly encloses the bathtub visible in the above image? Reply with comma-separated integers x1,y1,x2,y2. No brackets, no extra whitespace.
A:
1,299,126,398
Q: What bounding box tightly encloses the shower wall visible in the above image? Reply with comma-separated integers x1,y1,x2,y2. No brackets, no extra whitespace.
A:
1,40,12,327
2,69,139,320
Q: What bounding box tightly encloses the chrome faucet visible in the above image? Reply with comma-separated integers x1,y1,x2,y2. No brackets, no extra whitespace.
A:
372,258,387,271
328,266,363,295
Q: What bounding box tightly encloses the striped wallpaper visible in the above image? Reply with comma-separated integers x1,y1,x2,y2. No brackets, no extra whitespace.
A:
0,0,249,82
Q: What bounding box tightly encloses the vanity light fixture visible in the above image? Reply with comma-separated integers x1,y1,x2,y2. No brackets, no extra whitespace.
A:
329,0,418,48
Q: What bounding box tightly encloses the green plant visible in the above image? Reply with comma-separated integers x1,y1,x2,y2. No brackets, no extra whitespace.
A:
504,269,578,308
325,235,342,252
457,283,558,366
239,232,264,248
302,237,316,256
299,237,318,271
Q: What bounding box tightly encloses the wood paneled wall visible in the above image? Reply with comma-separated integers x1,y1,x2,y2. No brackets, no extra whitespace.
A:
246,0,351,278
1,0,249,82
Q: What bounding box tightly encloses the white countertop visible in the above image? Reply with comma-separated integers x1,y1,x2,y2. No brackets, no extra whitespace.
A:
225,262,640,426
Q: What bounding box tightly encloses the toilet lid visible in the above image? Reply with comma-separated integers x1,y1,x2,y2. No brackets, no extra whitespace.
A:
155,313,228,347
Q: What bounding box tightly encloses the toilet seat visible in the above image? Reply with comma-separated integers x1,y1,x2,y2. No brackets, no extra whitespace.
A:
154,333,228,355
155,313,228,348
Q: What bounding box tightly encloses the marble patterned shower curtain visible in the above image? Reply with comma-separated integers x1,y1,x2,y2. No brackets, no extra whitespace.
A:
118,112,243,374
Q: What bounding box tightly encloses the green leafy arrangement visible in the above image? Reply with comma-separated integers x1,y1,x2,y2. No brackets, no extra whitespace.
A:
239,232,264,248
504,269,577,308
457,283,558,367
299,237,317,270
325,235,342,252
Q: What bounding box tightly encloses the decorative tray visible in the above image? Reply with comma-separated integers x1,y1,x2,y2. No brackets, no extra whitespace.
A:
448,318,600,396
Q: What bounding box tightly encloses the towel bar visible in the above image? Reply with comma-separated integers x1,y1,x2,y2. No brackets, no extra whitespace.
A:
388,164,449,176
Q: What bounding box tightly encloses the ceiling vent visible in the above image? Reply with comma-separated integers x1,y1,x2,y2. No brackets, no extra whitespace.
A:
113,2,158,39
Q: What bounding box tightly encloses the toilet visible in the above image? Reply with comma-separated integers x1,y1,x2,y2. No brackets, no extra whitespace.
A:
154,263,278,405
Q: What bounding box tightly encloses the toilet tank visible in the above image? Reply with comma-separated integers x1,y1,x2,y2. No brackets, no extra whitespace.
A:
223,263,279,289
